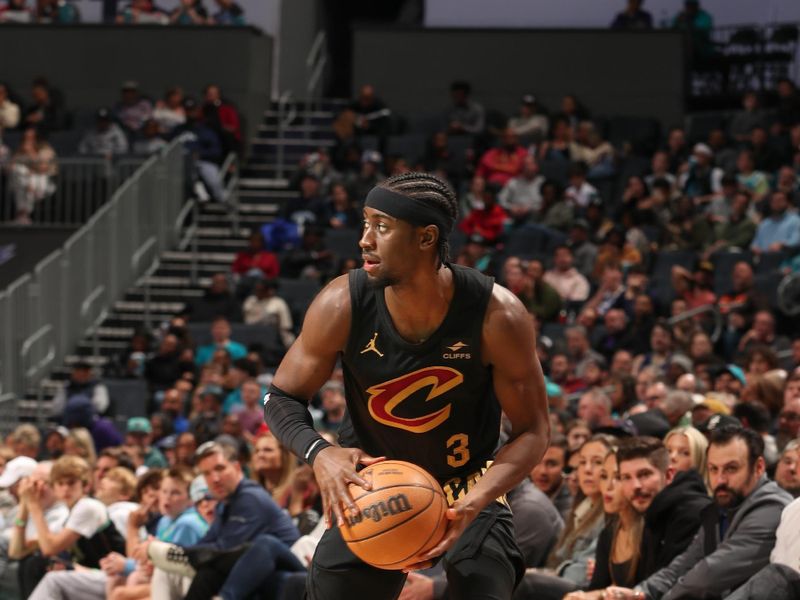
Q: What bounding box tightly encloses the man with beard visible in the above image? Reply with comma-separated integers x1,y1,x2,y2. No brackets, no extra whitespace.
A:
616,437,711,578
607,425,792,600
530,435,572,518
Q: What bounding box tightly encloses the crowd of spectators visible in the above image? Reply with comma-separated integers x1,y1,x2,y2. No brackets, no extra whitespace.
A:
0,76,241,223
0,0,247,26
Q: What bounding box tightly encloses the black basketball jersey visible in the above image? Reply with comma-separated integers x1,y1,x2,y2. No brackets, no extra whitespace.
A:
341,264,501,484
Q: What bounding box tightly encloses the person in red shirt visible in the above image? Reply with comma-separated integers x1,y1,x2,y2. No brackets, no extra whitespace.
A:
459,182,508,245
232,232,280,279
203,84,242,155
476,128,528,186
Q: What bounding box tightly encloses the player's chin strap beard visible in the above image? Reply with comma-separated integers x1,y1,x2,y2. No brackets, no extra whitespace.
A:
365,187,454,266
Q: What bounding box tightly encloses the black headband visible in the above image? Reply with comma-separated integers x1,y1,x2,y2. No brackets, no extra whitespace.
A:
364,187,455,236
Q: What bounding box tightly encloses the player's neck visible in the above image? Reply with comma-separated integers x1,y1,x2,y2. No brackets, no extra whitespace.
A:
384,266,454,343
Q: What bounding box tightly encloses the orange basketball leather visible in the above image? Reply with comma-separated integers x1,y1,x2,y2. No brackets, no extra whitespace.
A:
339,460,448,570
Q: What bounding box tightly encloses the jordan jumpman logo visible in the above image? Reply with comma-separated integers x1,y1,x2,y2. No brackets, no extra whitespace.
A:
360,332,384,357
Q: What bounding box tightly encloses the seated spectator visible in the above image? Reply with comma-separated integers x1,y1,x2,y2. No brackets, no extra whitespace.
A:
251,431,295,503
578,389,618,431
568,219,598,277
317,380,347,433
78,107,129,158
144,334,185,395
0,0,33,22
729,91,767,143
24,455,125,596
499,155,545,224
707,190,757,253
344,83,390,139
738,310,792,358
116,0,168,24
203,83,241,155
152,87,186,133
592,308,634,362
570,121,615,178
9,424,41,459
681,143,723,201
95,466,139,538
63,398,122,454
736,149,770,202
242,279,295,348
146,441,299,599
113,81,153,133
232,232,280,279
92,447,136,494
36,0,79,22
724,496,800,600
508,94,549,139
777,375,800,451
132,118,167,155
8,126,57,225
283,172,326,225
23,77,65,132
564,161,600,212
211,0,245,25
458,181,508,245
445,80,485,135
517,436,613,596
175,432,198,468
476,128,527,186
189,385,225,443
632,321,675,375
319,182,360,229
126,417,169,468
664,426,708,476
0,82,20,129
234,379,264,438
194,316,248,366
774,440,799,498
170,0,207,24
531,435,572,518
160,388,190,434
52,361,109,418
608,425,792,600
172,98,225,202
748,125,782,173
585,265,630,318
610,0,652,29
190,274,242,322
539,180,574,231
544,245,590,302
775,165,800,207
644,151,677,194
751,190,800,253
518,259,563,322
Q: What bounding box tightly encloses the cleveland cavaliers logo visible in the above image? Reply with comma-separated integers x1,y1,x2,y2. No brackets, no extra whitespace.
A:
366,366,464,433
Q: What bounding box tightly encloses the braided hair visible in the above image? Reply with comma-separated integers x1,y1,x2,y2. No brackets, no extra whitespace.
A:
378,172,458,267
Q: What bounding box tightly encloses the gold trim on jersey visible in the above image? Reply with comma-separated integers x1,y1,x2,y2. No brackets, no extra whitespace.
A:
441,461,509,508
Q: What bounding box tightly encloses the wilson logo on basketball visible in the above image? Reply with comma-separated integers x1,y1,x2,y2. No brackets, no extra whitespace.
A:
347,493,413,525
366,366,464,433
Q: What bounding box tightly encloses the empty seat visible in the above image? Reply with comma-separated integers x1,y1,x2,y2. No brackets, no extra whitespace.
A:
505,224,566,259
104,378,149,420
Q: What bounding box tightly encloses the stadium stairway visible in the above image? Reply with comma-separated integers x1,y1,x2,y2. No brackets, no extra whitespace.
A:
19,98,344,423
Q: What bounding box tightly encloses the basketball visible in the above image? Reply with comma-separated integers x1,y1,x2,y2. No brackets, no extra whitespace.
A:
339,460,449,570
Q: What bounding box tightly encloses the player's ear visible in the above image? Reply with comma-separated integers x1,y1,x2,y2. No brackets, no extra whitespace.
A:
420,225,438,250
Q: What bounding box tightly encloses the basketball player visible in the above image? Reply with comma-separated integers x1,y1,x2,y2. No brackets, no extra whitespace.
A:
264,172,549,599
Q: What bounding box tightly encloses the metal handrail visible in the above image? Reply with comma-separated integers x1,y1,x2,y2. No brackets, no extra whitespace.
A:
276,90,296,179
667,303,727,343
305,30,328,138
220,152,240,235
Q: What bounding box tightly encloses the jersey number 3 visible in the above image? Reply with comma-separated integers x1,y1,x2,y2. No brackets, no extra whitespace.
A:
446,433,470,468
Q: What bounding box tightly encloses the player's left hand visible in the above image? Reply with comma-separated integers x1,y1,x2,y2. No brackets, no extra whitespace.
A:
402,501,478,572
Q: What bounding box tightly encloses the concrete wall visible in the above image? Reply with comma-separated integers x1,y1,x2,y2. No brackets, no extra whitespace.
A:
0,25,271,146
353,28,685,126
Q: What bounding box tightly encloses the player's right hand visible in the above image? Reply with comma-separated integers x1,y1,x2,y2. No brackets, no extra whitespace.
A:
312,446,385,528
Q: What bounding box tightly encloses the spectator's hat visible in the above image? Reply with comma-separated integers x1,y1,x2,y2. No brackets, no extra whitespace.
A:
0,456,38,488
571,219,590,231
190,475,212,503
183,98,198,110
521,94,537,106
545,381,562,398
669,353,694,372
121,80,139,91
45,425,70,439
127,417,152,435
692,143,713,157
716,363,747,387
63,396,94,429
698,413,741,434
466,233,488,246
694,394,733,416
361,150,383,165
157,434,177,450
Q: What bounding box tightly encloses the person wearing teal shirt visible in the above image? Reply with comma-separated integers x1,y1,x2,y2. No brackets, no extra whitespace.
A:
194,317,248,366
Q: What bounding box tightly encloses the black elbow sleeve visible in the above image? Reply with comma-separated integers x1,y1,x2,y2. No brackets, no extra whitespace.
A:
263,384,332,465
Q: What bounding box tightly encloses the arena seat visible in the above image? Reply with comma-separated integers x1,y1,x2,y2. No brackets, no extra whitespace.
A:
324,228,361,260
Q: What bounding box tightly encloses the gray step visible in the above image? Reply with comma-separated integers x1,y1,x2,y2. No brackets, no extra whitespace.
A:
251,137,336,147
199,214,268,226
203,202,281,214
196,226,251,237
264,110,334,119
161,250,237,263
239,180,291,191
64,354,110,367
141,276,212,288
158,262,230,274
114,300,186,313
126,287,204,299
